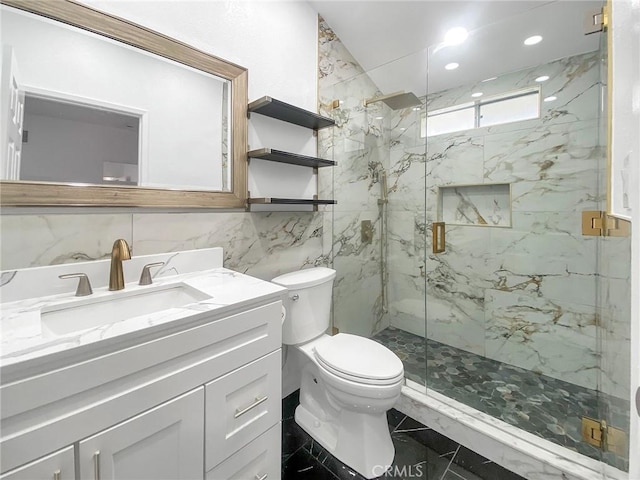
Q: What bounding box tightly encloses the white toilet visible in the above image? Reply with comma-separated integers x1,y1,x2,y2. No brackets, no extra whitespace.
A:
272,267,404,479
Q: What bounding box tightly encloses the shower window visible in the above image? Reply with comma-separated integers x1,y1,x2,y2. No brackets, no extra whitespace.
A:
479,88,540,127
421,87,540,137
423,102,475,137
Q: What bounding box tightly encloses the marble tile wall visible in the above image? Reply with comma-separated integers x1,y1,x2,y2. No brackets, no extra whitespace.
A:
316,17,628,399
390,52,607,392
597,235,632,400
0,211,328,285
317,16,390,337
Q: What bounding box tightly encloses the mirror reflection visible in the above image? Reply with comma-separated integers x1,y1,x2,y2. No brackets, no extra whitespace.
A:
22,95,140,185
1,5,231,191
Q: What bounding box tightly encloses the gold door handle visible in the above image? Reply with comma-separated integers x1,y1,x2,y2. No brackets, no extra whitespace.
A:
432,222,445,253
53,470,61,480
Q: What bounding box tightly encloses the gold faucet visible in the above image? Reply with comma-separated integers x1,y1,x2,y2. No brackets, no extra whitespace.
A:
109,239,131,291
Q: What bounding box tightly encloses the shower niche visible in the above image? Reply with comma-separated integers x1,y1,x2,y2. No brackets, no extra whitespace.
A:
438,183,511,227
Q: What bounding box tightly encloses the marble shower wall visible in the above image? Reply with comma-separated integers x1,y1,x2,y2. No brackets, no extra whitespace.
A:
0,211,328,284
390,51,606,392
597,235,632,400
383,90,427,339
317,16,391,337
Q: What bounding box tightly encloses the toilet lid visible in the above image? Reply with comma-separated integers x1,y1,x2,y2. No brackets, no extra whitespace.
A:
314,333,403,382
272,267,336,289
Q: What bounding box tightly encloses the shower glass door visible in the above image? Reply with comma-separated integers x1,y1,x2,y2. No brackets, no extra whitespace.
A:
424,2,630,474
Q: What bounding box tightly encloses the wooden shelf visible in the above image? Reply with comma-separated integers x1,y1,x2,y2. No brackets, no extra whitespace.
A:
248,148,335,168
247,197,336,205
248,96,335,130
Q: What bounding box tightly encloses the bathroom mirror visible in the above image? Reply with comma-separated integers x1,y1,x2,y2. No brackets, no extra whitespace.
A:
0,0,247,208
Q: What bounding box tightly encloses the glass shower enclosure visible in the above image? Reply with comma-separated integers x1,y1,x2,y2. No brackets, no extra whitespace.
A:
318,2,632,477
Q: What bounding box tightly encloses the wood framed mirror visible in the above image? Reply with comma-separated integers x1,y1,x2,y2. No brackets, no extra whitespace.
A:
0,0,247,208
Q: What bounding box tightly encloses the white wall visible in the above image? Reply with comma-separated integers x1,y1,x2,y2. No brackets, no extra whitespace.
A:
81,0,319,161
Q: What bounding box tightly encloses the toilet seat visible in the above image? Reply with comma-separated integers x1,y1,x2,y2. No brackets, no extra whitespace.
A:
313,333,404,386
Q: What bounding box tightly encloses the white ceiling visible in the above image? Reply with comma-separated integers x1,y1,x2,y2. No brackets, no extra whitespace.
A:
308,0,603,95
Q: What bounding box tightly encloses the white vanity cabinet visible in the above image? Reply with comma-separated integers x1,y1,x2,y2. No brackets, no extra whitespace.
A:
0,299,283,480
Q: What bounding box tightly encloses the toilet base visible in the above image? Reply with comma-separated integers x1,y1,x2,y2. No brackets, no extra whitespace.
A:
295,403,394,479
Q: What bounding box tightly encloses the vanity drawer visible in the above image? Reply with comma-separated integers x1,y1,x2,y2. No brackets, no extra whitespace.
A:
206,422,280,480
0,446,74,480
205,350,281,470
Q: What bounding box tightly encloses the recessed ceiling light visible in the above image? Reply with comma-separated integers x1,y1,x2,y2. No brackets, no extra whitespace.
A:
481,76,497,82
543,96,557,102
444,27,469,46
400,128,407,131
535,75,550,82
471,92,483,98
413,106,421,111
524,35,543,46
445,62,459,70
375,116,384,120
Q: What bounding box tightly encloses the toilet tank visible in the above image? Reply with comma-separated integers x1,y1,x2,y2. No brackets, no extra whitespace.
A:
272,267,336,345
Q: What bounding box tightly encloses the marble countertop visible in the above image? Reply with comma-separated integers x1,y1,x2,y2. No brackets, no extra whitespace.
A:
0,267,286,373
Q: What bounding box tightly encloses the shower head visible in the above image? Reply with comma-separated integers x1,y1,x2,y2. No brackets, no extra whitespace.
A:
363,91,422,110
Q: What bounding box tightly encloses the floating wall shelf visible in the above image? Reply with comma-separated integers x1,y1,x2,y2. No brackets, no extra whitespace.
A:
248,148,336,168
248,96,335,130
247,197,336,206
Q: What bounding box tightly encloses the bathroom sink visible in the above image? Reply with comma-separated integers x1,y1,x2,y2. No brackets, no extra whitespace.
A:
40,283,211,337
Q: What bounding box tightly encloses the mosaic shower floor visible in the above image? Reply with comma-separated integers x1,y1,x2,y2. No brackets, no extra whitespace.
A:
372,326,630,471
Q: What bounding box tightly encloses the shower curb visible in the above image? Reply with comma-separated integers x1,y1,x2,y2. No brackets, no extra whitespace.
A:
396,383,628,480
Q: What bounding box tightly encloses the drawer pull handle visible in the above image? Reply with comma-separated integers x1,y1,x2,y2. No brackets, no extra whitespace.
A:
53,470,61,480
255,474,268,480
93,451,100,480
234,396,268,418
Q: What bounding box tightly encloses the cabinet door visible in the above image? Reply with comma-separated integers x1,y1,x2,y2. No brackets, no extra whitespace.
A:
0,446,74,480
79,388,204,480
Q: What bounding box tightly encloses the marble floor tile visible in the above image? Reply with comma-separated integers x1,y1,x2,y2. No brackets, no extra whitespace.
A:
283,448,338,480
281,391,524,480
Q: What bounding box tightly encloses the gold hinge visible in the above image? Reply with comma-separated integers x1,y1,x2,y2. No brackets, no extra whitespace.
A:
584,5,608,34
582,211,630,237
581,417,627,456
